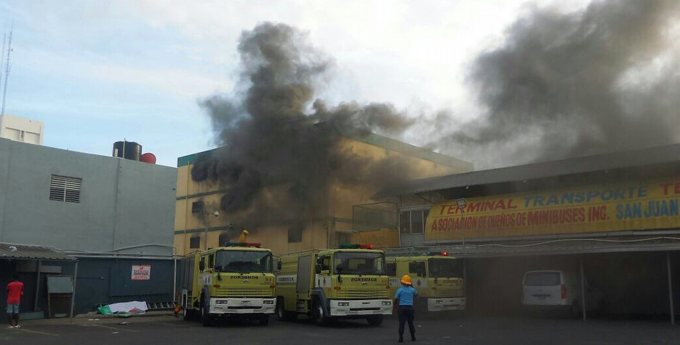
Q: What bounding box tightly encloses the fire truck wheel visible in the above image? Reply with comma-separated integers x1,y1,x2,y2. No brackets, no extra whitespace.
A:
259,315,270,326
201,298,213,327
367,315,384,326
182,305,194,321
312,300,330,326
276,298,296,321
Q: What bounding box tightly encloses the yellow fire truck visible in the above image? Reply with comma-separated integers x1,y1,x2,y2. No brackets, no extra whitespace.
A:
386,251,465,314
178,243,277,326
275,244,392,326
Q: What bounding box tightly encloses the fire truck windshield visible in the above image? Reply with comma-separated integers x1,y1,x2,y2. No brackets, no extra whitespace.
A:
215,250,273,273
428,258,463,278
334,252,386,275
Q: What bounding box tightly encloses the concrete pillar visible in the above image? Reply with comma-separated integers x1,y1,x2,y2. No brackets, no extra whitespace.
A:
69,261,79,324
668,252,674,325
580,255,587,321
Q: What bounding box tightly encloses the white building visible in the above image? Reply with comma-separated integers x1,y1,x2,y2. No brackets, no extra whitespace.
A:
0,114,44,145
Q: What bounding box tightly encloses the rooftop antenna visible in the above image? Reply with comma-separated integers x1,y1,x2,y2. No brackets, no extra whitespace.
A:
2,22,13,115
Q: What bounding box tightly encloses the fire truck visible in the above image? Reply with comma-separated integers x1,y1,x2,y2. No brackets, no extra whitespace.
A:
178,243,277,326
275,244,392,326
386,251,465,314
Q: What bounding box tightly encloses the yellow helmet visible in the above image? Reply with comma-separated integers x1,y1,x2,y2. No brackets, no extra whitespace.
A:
242,229,249,235
400,274,412,285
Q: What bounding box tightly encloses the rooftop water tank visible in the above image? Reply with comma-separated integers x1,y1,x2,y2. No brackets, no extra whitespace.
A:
140,152,157,164
112,141,142,161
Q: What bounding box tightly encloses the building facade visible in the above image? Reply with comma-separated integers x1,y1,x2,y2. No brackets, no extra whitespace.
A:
174,133,472,255
0,138,178,319
377,144,680,318
0,114,44,145
0,137,177,255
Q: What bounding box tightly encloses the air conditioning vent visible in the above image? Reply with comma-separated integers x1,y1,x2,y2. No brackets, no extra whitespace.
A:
49,175,82,203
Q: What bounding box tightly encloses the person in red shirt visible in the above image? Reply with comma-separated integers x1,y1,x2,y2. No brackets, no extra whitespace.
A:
6,274,23,329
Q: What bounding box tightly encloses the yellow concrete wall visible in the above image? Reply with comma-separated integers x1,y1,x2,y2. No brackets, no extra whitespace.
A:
176,165,190,198
328,138,467,238
351,228,400,249
174,221,328,256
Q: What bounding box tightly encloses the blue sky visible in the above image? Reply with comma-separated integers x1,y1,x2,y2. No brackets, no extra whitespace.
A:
0,0,587,167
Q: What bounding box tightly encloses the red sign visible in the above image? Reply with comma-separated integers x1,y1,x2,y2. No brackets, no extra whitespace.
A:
131,264,151,280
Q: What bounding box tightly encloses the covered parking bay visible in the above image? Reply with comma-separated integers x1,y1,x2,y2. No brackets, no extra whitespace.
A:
0,242,78,323
375,144,680,324
435,238,680,324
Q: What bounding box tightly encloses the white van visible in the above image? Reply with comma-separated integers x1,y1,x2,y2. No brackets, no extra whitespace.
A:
522,270,603,316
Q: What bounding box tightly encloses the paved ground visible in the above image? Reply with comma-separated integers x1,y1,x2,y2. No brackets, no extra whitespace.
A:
1,314,679,345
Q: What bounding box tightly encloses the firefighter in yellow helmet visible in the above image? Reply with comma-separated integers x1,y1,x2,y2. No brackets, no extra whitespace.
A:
239,229,249,244
394,274,418,342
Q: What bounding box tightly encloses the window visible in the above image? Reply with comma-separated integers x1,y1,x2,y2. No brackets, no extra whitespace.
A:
208,253,214,269
215,251,273,273
192,201,204,214
190,236,200,249
524,272,561,286
386,262,397,277
288,226,303,243
399,212,410,234
411,211,424,234
336,232,351,246
400,209,429,234
218,232,230,247
49,175,82,203
428,258,463,278
318,255,331,271
409,261,426,277
334,252,386,275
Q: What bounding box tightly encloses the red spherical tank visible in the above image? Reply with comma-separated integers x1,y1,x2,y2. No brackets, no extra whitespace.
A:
140,153,157,164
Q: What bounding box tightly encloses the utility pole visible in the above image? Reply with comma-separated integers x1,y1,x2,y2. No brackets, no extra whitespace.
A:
456,198,467,248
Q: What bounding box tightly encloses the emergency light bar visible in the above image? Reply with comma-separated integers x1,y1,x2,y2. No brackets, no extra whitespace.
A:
224,242,262,248
426,251,449,256
338,244,374,249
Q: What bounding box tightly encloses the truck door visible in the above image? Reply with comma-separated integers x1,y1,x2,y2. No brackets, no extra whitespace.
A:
297,255,313,295
409,261,427,288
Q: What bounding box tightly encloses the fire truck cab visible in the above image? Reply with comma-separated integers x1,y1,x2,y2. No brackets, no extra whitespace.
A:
178,243,277,326
275,244,392,326
386,252,465,313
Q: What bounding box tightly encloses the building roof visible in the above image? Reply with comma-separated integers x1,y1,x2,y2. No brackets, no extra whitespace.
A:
390,236,680,258
177,131,472,170
376,143,680,198
0,242,76,261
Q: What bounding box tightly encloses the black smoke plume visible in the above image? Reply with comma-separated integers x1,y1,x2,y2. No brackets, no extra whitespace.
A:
194,23,419,228
437,0,680,168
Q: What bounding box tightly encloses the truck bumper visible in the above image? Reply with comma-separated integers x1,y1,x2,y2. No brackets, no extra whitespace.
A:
209,297,276,315
329,299,393,316
427,297,465,311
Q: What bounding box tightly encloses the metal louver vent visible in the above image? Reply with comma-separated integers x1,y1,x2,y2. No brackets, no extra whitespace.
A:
49,175,82,203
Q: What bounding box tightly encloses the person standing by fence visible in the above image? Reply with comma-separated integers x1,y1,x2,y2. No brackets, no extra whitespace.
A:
6,274,24,329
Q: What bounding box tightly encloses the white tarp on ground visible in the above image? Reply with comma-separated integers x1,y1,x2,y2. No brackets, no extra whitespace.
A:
107,301,148,313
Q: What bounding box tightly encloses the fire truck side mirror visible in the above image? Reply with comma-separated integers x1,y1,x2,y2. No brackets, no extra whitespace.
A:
277,260,282,271
199,260,205,272
315,264,322,274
